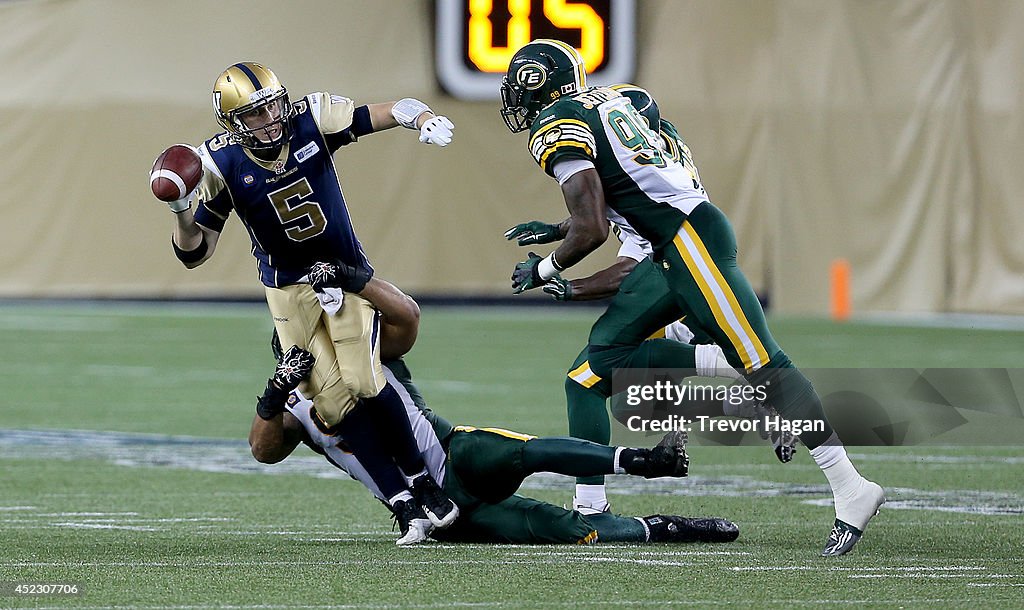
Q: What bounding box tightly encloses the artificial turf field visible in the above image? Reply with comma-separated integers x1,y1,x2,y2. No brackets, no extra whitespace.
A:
1,302,1022,609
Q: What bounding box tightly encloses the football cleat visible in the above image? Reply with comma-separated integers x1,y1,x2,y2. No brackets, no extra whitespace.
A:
392,499,433,546
624,431,689,479
820,519,863,557
822,480,885,556
411,474,460,529
769,428,799,464
642,515,739,543
725,399,799,463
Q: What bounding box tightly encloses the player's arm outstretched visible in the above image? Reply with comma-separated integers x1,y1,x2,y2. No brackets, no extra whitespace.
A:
544,257,638,301
315,93,454,148
365,100,454,146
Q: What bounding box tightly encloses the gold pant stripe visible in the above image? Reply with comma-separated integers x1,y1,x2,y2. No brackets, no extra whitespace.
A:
674,223,768,371
453,425,535,442
568,361,602,388
578,530,599,545
680,222,770,367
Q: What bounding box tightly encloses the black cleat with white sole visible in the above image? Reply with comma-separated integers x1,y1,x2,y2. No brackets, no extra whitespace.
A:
822,479,884,556
821,519,866,556
411,473,460,529
392,499,433,546
642,515,740,543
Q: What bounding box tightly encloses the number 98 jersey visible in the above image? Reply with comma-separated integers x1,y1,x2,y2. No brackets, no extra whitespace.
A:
193,93,371,288
527,87,709,251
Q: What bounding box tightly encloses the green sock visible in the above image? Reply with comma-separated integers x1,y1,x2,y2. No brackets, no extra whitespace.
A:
566,377,611,486
521,437,616,477
746,352,836,449
586,512,648,542
589,338,697,379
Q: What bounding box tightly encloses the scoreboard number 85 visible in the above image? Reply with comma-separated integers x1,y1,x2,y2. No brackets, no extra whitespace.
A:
436,0,636,100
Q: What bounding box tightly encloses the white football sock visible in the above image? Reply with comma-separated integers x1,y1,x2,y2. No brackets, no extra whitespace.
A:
574,484,608,512
695,344,742,379
809,433,882,528
403,468,429,486
612,447,627,474
809,434,861,495
387,490,414,507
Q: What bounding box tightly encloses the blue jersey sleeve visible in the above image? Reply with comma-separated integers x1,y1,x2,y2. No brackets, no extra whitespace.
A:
194,190,232,232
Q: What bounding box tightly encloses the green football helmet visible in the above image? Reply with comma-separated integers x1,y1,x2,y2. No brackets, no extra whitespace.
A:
610,83,661,132
500,39,587,133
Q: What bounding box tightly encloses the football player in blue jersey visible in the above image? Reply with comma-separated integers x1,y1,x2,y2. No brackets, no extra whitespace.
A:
153,62,458,539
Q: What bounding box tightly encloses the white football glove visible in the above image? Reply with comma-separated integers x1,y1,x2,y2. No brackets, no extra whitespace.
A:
419,116,454,147
166,186,199,213
664,320,695,344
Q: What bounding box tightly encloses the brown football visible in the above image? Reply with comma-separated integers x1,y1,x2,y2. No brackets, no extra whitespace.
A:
150,145,203,202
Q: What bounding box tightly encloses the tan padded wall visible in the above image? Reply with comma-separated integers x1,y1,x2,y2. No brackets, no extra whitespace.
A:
1,0,1021,313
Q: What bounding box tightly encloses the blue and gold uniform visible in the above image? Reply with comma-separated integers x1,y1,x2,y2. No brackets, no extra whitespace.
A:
192,87,385,426
194,92,369,288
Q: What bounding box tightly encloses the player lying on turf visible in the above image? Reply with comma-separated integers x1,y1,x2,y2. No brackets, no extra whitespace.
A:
248,267,739,546
505,84,797,517
500,41,884,555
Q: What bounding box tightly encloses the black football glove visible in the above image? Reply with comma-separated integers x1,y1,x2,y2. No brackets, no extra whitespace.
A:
256,345,315,420
308,260,373,294
511,252,544,294
504,221,563,246
273,345,315,391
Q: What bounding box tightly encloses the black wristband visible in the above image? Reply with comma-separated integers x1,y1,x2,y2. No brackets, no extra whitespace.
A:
172,234,208,264
349,266,373,293
256,379,290,421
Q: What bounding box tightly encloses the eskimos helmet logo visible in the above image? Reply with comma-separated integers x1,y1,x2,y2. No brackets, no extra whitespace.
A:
515,63,548,91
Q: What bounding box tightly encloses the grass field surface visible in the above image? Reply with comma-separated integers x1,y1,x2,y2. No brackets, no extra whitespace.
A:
1,303,1022,608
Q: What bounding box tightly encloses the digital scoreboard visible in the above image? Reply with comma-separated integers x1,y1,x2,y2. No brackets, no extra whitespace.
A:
436,0,636,100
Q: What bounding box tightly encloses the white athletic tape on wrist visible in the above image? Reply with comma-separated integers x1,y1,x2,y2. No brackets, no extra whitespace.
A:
392,98,431,130
612,447,627,474
537,252,563,281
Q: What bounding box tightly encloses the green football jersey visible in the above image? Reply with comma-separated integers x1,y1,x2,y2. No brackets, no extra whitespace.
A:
659,119,707,200
527,88,709,250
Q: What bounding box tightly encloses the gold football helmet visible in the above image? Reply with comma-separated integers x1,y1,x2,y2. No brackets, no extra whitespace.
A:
212,62,293,150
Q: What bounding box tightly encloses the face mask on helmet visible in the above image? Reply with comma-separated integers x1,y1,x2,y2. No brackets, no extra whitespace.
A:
213,62,294,151
500,40,587,133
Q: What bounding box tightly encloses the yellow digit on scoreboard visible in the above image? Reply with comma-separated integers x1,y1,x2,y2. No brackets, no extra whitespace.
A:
437,0,635,100
543,0,605,70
